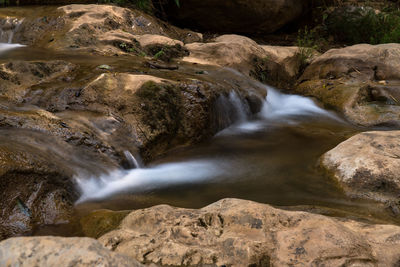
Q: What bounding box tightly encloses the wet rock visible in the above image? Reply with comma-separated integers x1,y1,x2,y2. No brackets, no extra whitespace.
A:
0,236,144,267
78,73,242,160
80,209,130,238
2,4,202,55
321,130,400,211
99,198,400,266
0,60,75,103
296,43,400,126
0,131,77,240
156,0,311,35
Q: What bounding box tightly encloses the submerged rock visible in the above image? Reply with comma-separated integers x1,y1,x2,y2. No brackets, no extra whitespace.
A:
0,236,144,267
321,130,400,213
99,198,400,266
296,43,400,126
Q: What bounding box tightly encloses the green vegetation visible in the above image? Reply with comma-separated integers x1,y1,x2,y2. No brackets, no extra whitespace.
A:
153,49,165,60
327,7,400,44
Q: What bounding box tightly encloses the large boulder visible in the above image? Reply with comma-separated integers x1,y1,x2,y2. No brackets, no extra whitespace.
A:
296,43,400,126
184,35,305,87
321,130,400,213
156,0,311,35
0,236,144,267
99,198,400,266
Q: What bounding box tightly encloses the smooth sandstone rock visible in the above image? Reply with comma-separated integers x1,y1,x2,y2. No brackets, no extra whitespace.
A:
0,236,144,267
184,35,305,87
321,131,400,208
99,198,400,266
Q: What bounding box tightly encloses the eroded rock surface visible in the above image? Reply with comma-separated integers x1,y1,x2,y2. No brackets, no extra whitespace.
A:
321,130,400,213
0,236,144,267
184,35,305,87
99,198,400,266
1,4,201,55
296,44,400,126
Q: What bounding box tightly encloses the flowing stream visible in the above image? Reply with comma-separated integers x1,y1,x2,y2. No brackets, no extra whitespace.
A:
1,39,397,237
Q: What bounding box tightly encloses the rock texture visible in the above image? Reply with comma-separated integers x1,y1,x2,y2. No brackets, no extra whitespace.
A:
1,4,201,55
321,131,400,212
296,43,400,126
0,236,144,267
99,198,400,266
184,35,305,87
157,0,310,34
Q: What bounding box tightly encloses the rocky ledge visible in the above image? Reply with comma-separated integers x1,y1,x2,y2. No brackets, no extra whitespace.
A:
2,199,400,266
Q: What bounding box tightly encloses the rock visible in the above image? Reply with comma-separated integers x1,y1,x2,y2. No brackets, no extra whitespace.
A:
99,198,400,266
184,35,303,87
1,5,202,55
321,130,400,210
296,44,400,126
0,236,144,267
0,60,75,103
77,73,259,160
156,0,310,34
0,130,77,240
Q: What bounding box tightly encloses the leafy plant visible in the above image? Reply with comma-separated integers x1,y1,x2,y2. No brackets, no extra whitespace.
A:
326,7,400,44
153,49,165,60
296,26,319,70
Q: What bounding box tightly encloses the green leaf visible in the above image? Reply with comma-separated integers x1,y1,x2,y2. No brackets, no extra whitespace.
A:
174,0,180,7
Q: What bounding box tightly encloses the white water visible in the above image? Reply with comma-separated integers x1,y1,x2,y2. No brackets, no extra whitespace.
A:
0,43,24,55
123,151,142,169
76,160,225,203
261,85,339,120
76,86,343,203
0,17,25,55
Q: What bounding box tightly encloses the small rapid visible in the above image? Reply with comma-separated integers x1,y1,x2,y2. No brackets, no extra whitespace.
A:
75,86,345,203
0,17,25,55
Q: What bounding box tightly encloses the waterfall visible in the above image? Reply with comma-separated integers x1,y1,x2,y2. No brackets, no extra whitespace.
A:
213,90,250,131
0,17,25,55
75,85,344,203
75,160,225,203
260,85,341,121
123,150,142,169
0,17,24,44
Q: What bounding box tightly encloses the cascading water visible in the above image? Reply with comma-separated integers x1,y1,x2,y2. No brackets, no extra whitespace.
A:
75,86,344,203
123,150,142,169
0,17,25,54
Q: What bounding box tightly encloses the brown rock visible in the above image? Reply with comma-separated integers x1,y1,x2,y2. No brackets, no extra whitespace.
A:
321,131,400,211
99,198,400,266
296,44,400,126
1,4,202,55
184,35,304,87
0,236,144,267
